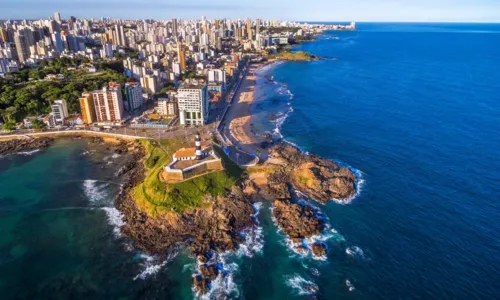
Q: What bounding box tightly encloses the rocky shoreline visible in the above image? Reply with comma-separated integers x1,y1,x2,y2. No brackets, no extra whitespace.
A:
112,140,358,295
272,199,327,258
0,137,54,156
266,143,357,203
113,141,257,294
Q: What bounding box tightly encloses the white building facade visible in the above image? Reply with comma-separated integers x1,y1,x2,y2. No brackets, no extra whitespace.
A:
51,99,69,125
177,83,209,126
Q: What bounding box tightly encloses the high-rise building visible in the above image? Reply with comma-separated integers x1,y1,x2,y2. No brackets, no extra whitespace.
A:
124,82,144,111
79,93,96,125
156,97,178,116
256,19,261,36
0,28,7,42
172,18,178,40
208,69,226,87
52,99,69,125
140,75,159,94
51,32,64,53
54,12,62,23
14,33,30,64
114,24,126,46
91,82,125,123
246,19,253,40
177,42,186,71
177,81,209,126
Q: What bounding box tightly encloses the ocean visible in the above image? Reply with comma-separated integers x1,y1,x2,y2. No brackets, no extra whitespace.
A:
1,23,500,299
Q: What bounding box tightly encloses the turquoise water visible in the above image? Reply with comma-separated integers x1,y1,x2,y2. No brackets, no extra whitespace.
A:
2,23,500,299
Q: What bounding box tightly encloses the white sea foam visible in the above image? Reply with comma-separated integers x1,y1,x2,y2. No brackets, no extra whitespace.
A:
83,179,110,203
236,226,264,258
236,202,264,258
271,202,336,260
310,268,321,277
101,207,125,237
16,149,40,156
133,254,167,281
111,153,121,159
346,279,356,292
286,274,319,295
194,253,240,300
182,262,195,273
346,246,368,260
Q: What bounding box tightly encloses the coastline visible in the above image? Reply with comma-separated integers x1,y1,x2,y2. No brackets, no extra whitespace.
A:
225,62,269,159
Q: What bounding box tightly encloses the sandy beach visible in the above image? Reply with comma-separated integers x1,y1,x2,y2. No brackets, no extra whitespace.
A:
225,63,267,158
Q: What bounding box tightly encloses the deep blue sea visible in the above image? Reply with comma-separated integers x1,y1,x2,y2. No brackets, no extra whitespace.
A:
1,23,500,299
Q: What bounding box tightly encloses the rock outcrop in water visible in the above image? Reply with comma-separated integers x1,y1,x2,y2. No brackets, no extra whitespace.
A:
311,242,327,257
272,199,325,239
272,199,327,258
267,143,357,203
0,137,54,155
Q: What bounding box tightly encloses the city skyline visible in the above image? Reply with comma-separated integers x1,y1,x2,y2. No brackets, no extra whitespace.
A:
1,0,500,22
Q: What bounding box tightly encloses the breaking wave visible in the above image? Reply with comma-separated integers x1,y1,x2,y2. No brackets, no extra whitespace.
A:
346,279,356,292
101,207,125,237
236,202,264,257
286,274,319,295
346,246,369,260
330,161,365,205
194,253,240,300
83,179,109,203
133,254,167,281
16,149,40,156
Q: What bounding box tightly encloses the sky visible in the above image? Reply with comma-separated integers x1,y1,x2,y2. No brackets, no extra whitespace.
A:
1,0,500,22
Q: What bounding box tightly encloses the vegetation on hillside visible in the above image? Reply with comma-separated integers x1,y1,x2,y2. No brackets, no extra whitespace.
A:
272,50,317,61
0,57,126,123
132,139,243,216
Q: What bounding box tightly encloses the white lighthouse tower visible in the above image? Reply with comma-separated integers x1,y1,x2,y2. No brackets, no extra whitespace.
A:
195,133,203,160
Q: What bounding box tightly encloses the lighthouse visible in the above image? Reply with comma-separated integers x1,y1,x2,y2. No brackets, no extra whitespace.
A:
195,133,203,160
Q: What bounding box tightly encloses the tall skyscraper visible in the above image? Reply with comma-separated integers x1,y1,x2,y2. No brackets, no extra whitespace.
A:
256,19,261,36
51,32,64,53
246,19,253,40
54,12,62,23
0,28,7,42
177,82,209,126
124,82,144,111
52,99,69,125
114,24,126,46
79,93,96,125
177,42,186,71
172,18,178,40
14,33,30,64
91,82,125,123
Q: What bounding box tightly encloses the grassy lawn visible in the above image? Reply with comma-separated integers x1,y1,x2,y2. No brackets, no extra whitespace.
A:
131,139,243,216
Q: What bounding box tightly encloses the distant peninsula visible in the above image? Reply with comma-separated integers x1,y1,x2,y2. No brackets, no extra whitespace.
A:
271,50,320,61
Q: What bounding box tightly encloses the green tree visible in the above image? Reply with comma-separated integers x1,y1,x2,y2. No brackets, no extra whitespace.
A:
31,119,46,129
2,120,16,131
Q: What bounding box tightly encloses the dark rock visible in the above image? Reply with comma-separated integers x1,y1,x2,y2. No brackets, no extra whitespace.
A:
268,142,357,203
193,275,210,295
272,199,325,239
311,242,327,257
0,137,54,155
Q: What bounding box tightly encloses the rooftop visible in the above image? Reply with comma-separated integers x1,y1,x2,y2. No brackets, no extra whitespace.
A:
174,147,196,158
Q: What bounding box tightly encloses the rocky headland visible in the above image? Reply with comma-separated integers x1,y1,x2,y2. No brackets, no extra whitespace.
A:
246,142,359,258
111,139,358,294
266,142,357,203
0,137,54,155
114,141,257,294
